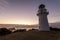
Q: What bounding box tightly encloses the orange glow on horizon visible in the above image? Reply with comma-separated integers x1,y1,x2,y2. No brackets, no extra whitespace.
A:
0,17,59,25
0,20,38,25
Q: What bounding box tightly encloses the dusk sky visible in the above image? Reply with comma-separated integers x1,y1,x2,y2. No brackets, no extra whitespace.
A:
0,0,60,25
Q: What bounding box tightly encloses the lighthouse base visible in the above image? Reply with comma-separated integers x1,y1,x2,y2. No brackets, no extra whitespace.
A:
38,26,50,31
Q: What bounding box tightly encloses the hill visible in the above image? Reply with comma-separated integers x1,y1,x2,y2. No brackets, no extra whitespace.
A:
49,22,60,28
0,31,60,40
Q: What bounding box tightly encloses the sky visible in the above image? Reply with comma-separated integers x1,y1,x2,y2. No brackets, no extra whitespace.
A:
0,0,60,25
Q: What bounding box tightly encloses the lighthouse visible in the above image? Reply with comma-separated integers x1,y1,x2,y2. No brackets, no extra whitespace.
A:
37,4,50,31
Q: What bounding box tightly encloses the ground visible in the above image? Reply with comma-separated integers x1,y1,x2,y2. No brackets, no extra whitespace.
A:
0,30,60,40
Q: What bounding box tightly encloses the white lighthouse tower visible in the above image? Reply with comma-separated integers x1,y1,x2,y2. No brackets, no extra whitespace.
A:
37,4,50,31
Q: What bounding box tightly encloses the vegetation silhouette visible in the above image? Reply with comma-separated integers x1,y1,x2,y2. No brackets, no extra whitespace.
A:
0,27,60,36
50,27,60,31
0,28,12,36
13,29,26,33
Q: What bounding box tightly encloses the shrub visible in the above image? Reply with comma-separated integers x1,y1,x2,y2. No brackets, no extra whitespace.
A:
50,27,60,31
0,28,12,36
28,28,38,31
13,29,26,33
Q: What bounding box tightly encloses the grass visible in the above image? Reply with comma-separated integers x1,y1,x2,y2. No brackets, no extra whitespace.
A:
0,30,60,40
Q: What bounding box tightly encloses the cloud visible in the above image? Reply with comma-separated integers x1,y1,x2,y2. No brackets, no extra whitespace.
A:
0,0,9,9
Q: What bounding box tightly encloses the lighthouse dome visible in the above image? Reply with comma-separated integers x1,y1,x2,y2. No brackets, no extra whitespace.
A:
39,4,45,9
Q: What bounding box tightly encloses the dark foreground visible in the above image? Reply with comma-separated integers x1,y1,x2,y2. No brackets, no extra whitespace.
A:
0,31,60,40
